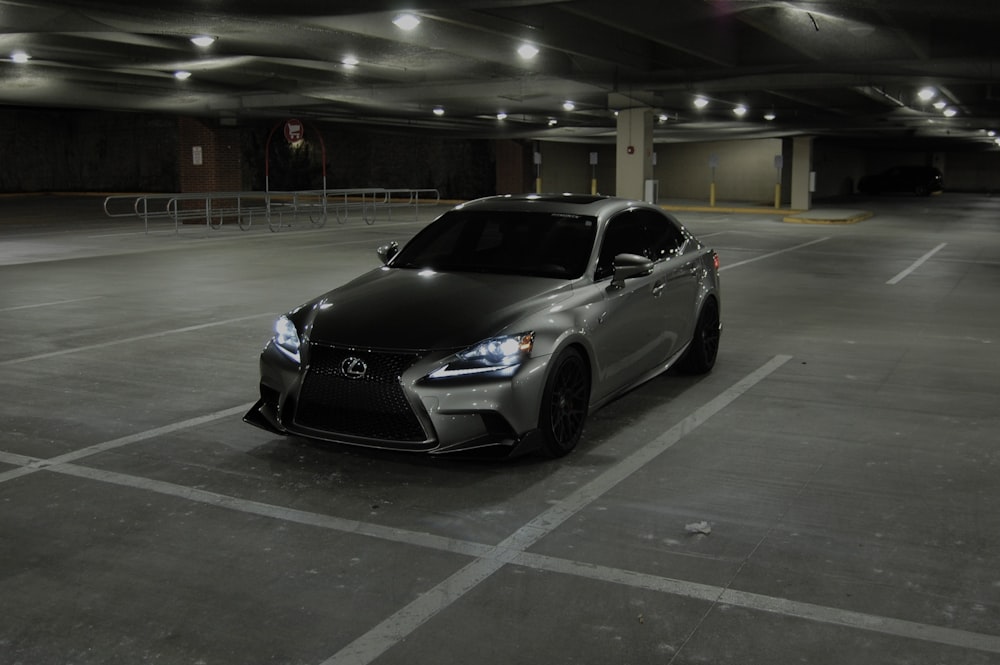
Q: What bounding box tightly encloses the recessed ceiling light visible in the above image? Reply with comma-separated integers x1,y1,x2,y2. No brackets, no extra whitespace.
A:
933,100,947,110
733,104,748,117
393,13,421,31
764,111,776,121
943,107,958,117
342,55,359,67
174,70,192,80
693,96,709,109
517,43,539,59
917,87,936,101
988,130,997,137
190,35,216,47
562,101,575,111
658,113,668,123
432,106,445,116
496,111,508,120
11,51,30,63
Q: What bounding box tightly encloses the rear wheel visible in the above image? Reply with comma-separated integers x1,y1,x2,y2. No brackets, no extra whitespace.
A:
538,348,590,458
679,298,721,374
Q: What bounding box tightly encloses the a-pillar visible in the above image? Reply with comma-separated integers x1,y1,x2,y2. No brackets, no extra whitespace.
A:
784,135,814,210
616,108,654,200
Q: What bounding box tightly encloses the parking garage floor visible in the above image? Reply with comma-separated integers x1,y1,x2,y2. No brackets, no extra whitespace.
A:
1,193,998,665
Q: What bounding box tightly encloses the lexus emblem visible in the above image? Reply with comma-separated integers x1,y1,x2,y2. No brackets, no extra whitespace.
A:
340,357,368,379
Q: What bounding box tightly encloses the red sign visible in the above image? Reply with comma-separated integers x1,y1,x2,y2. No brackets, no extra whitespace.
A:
284,119,304,143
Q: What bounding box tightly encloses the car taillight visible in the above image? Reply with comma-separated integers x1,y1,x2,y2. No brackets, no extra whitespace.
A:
712,252,720,271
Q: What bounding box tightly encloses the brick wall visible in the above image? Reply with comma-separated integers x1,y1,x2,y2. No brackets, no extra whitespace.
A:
177,117,243,193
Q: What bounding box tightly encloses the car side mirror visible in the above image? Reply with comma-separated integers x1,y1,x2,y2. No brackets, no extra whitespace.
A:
376,241,399,265
610,253,654,288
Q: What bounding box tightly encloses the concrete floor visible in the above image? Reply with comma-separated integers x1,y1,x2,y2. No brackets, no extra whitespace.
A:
1,193,998,665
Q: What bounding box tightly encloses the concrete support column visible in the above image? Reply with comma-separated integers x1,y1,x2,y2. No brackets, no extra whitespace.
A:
789,135,814,210
616,108,654,200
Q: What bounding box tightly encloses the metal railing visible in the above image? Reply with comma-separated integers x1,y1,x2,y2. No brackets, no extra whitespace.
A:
103,188,441,234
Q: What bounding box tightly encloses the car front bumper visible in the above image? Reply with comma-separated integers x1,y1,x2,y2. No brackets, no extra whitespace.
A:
243,340,551,456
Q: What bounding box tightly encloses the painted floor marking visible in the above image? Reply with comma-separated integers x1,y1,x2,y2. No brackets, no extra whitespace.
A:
0,296,104,312
2,359,999,657
0,313,272,367
719,237,830,271
887,242,948,284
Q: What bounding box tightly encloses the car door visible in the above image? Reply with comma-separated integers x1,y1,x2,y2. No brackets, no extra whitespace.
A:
640,209,700,359
588,209,669,401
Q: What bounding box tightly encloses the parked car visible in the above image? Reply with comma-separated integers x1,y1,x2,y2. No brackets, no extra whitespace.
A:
244,194,721,458
857,165,943,196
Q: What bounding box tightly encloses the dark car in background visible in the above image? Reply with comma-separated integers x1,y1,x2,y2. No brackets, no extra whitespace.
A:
858,165,943,196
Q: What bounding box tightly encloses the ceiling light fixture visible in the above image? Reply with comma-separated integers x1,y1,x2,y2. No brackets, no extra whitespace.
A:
658,113,669,123
517,43,539,59
342,55,359,67
173,70,192,80
548,118,557,126
943,107,958,117
733,104,748,117
764,111,776,121
933,100,947,110
917,87,936,101
693,96,709,109
393,13,421,31
432,106,445,116
562,101,575,111
496,112,508,120
11,50,30,63
190,35,216,47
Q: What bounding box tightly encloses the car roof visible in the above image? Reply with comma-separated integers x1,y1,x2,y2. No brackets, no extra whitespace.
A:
455,194,656,218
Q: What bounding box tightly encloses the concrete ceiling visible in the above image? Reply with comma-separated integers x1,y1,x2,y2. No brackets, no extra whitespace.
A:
2,1,999,147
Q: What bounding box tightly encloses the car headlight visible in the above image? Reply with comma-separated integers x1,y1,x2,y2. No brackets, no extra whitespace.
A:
273,315,301,362
428,332,534,379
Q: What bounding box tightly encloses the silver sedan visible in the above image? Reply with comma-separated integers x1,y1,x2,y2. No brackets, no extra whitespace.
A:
244,194,721,458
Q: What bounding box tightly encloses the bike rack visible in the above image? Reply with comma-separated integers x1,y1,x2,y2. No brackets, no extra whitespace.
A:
103,188,440,235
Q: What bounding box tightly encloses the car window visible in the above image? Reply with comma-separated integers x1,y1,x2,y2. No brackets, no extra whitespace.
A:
392,210,597,279
595,208,687,280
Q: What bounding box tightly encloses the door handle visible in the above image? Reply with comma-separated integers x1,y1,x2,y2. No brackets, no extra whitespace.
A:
652,281,665,297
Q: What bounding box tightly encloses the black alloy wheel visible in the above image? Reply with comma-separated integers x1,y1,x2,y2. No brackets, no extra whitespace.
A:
539,348,590,458
679,298,721,374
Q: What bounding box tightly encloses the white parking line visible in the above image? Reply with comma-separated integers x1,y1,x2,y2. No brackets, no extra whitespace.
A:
0,313,272,367
887,243,947,284
318,354,793,664
0,296,104,312
3,356,999,657
719,237,830,271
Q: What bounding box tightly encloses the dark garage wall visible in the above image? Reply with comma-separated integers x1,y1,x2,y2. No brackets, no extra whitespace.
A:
0,108,178,193
0,108,496,199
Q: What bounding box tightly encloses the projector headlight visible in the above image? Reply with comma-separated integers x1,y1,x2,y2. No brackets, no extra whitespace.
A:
428,332,534,379
273,315,301,362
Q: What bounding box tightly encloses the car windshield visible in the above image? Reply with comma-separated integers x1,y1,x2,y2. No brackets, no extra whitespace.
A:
392,209,598,279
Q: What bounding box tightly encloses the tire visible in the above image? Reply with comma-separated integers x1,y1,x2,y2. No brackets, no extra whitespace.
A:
538,347,590,458
679,298,721,374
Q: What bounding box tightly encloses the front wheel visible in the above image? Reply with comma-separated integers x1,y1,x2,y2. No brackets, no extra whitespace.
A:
538,348,590,458
679,298,721,374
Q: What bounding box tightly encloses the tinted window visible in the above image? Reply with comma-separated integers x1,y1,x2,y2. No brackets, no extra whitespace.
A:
392,210,597,279
596,208,687,280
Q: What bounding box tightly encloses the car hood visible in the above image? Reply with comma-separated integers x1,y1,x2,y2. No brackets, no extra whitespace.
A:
299,268,574,350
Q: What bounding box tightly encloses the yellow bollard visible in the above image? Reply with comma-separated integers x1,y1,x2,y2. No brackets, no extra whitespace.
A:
536,178,542,194
774,183,782,209
709,182,716,207
591,178,597,195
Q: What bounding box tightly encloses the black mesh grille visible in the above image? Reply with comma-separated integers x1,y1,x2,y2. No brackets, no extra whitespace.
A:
294,345,427,442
